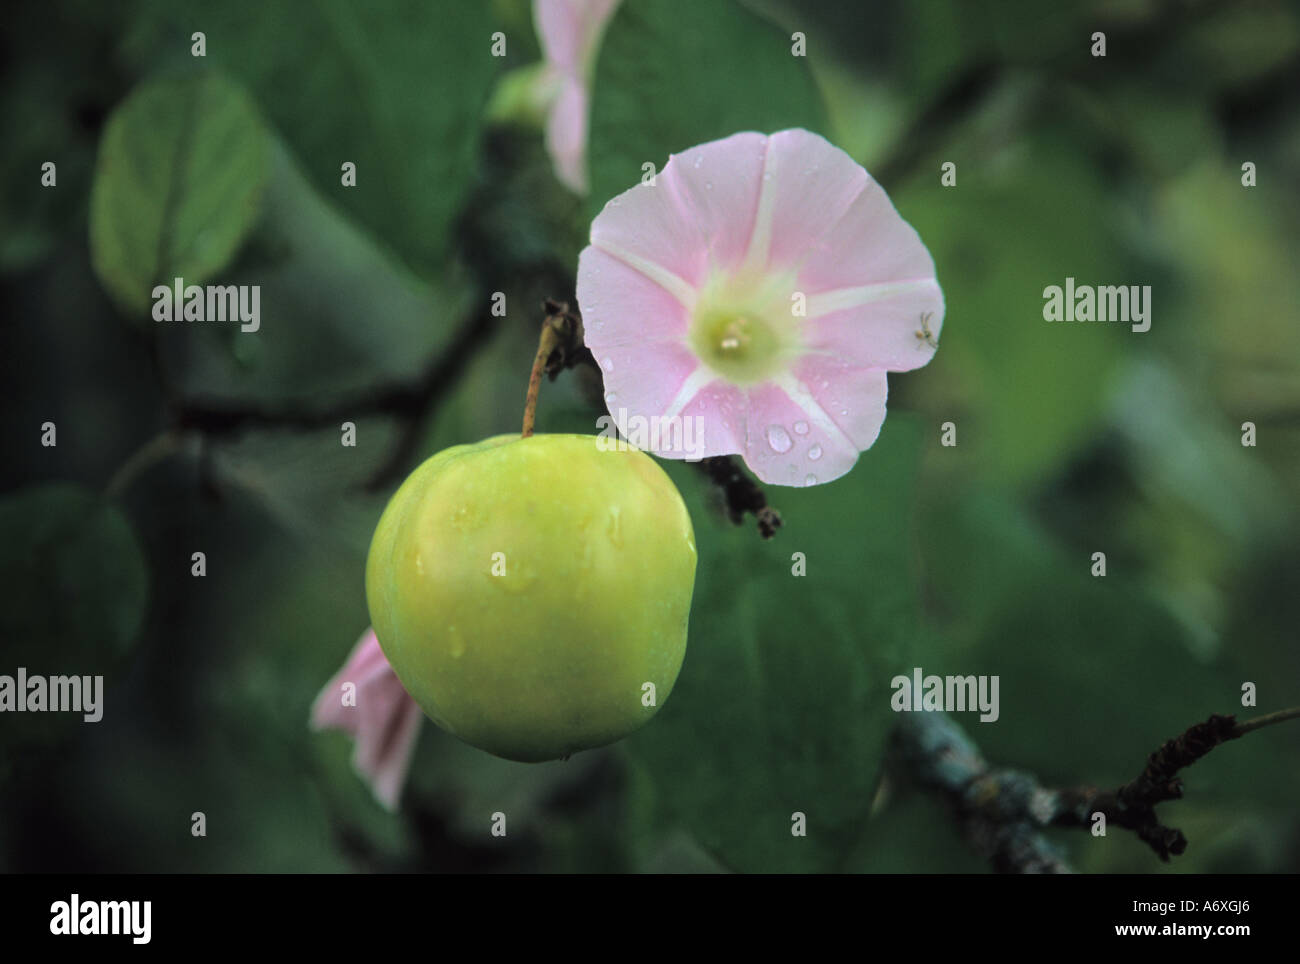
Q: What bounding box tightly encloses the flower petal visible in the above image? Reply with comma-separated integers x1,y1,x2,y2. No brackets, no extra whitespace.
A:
535,0,620,73
534,0,621,194
742,128,871,276
534,0,586,72
666,132,770,273
311,628,422,811
804,280,945,373
577,127,941,486
589,177,706,303
794,169,944,371
353,681,424,811
545,77,588,194
740,370,886,487
790,357,890,454
577,246,690,347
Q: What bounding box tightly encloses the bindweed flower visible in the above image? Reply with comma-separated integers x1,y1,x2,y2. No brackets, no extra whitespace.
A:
311,628,423,810
577,129,944,486
533,0,621,194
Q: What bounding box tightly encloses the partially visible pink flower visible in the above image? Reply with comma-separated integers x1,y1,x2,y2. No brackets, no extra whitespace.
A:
533,0,621,194
577,128,944,487
311,628,423,811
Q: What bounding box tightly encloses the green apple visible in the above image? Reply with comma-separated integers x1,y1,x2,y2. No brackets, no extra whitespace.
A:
365,433,697,762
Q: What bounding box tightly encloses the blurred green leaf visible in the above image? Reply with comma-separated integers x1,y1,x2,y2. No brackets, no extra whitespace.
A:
626,417,923,872
128,0,497,277
0,483,148,675
89,71,270,316
162,139,471,403
901,133,1129,484
587,0,828,213
0,0,133,275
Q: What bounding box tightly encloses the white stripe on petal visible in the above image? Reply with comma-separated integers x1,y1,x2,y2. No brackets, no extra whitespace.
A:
662,364,718,421
805,278,938,319
772,372,857,451
741,137,778,275
591,237,698,309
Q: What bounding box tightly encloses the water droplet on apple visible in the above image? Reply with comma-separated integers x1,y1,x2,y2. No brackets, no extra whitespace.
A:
491,559,538,594
607,505,624,547
449,505,484,530
448,626,466,659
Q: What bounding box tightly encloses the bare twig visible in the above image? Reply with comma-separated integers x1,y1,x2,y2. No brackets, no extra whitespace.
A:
891,706,1300,872
104,429,183,500
1051,709,1300,860
163,300,500,492
522,299,586,437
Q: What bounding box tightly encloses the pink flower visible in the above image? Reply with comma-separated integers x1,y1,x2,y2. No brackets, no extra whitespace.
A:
577,129,944,487
311,628,423,811
533,0,621,194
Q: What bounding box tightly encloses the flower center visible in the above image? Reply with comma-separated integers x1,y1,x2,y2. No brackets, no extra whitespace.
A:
689,273,799,385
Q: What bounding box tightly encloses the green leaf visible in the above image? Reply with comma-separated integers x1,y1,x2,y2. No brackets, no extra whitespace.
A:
161,138,472,404
898,133,1129,484
0,483,148,675
627,416,924,872
89,71,269,317
128,0,497,277
587,0,828,214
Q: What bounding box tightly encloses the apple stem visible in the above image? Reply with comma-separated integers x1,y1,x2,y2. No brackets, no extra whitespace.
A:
521,312,563,438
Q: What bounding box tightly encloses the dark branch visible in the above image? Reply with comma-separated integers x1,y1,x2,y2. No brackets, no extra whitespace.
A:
538,298,595,379
891,707,1300,872
167,300,500,491
888,713,1072,874
692,457,783,539
1049,712,1281,861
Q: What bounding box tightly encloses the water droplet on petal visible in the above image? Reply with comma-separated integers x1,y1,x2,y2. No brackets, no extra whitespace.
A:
793,420,809,435
805,473,818,486
705,181,713,191
601,357,613,371
605,392,617,405
766,425,793,453
808,444,823,461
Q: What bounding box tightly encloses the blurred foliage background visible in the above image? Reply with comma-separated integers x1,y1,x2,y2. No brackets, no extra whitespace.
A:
2,0,1298,873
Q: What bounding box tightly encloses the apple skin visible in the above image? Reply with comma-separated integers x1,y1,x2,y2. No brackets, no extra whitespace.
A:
365,433,697,762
